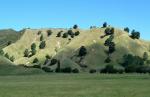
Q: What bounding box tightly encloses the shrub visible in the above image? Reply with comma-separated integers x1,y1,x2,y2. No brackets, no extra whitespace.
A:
121,54,145,73
100,64,117,73
39,41,46,49
78,46,87,57
40,34,44,41
62,33,68,38
32,58,39,63
67,30,74,36
7,41,12,46
136,66,150,73
10,56,15,62
61,67,72,73
73,24,78,29
32,65,41,69
143,52,148,61
104,28,114,35
55,61,61,73
47,30,53,36
124,27,130,33
24,49,30,57
105,57,111,63
130,30,140,39
0,49,4,56
103,22,107,28
50,59,58,66
89,69,96,73
37,31,41,35
75,31,80,36
31,43,36,50
72,68,79,73
45,54,51,59
31,49,36,56
4,53,9,59
42,67,53,72
56,31,62,37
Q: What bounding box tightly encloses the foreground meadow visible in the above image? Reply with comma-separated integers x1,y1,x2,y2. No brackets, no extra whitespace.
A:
0,74,150,97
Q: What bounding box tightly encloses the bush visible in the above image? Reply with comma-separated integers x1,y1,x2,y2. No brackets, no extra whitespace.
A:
10,56,15,62
62,33,68,38
45,54,51,59
24,49,30,57
72,68,79,73
50,59,58,66
39,41,46,49
0,49,4,56
67,30,74,36
143,52,148,61
31,49,36,56
75,31,80,36
32,65,41,69
40,34,44,41
47,30,53,36
89,69,96,73
32,58,39,63
42,67,53,72
73,24,78,29
31,43,36,50
124,27,130,33
5,53,9,59
7,41,12,46
78,46,87,57
130,30,140,39
56,31,62,37
61,67,72,73
103,22,107,28
37,31,41,35
100,64,117,73
105,57,111,63
104,28,114,36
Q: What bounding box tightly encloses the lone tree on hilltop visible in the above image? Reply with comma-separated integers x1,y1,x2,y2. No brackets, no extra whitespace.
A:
73,24,78,29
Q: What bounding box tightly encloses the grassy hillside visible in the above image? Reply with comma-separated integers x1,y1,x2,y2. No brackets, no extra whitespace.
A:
3,27,150,71
0,29,22,49
0,56,45,75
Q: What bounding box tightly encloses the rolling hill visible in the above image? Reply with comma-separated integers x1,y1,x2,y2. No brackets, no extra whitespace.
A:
2,27,150,72
0,29,22,49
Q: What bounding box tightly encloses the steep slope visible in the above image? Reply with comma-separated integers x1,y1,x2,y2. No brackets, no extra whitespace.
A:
0,56,45,75
3,27,150,70
0,29,22,49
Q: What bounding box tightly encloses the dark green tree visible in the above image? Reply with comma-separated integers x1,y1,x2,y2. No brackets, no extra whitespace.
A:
31,43,36,50
124,27,130,33
37,31,41,35
39,41,46,49
143,52,148,61
0,49,4,56
7,41,12,46
47,30,53,36
10,56,15,62
103,22,107,28
130,30,140,39
62,33,68,38
24,49,30,57
75,31,80,36
4,53,9,59
78,46,87,57
40,34,44,41
56,31,62,37
32,58,39,63
73,24,78,29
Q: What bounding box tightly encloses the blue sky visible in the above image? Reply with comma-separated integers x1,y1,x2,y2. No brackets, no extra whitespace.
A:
0,0,150,40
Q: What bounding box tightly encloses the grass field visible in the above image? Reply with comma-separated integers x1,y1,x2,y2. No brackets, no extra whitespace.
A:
0,74,150,97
